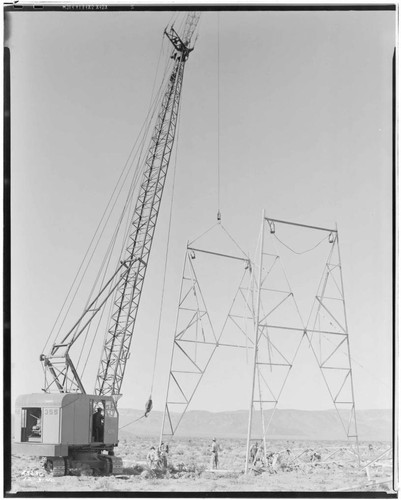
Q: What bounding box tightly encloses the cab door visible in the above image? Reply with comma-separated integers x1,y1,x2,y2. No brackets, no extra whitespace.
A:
42,407,60,443
103,400,118,444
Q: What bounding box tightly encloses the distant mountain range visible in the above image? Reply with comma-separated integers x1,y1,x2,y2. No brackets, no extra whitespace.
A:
118,408,392,442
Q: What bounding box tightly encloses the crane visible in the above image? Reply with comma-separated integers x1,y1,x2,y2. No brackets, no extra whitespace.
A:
14,11,200,477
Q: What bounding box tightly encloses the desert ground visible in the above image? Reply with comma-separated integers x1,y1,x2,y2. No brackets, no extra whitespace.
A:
9,437,394,494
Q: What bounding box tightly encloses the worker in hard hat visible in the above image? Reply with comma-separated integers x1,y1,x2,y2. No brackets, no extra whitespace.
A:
210,438,219,470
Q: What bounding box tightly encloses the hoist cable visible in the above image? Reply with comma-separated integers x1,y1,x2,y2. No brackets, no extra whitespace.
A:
217,11,221,216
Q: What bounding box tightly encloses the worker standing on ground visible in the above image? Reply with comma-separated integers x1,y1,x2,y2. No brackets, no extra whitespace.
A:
254,444,264,466
147,446,157,469
92,407,104,442
155,447,162,469
249,441,258,464
210,438,219,470
158,442,168,469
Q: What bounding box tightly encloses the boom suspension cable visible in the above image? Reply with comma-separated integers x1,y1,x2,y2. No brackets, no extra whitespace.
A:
42,56,173,357
76,49,177,383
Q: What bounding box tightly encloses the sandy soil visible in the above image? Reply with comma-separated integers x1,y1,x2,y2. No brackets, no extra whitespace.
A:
9,437,394,494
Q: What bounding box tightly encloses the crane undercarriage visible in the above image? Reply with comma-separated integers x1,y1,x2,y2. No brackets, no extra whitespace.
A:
40,451,123,478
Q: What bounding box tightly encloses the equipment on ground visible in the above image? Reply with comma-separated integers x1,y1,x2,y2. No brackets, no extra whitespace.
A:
14,12,200,477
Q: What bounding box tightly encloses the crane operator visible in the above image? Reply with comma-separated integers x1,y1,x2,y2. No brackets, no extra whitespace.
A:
92,407,104,442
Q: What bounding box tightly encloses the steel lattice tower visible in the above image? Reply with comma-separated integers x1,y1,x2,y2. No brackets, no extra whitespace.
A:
245,213,359,471
161,214,359,470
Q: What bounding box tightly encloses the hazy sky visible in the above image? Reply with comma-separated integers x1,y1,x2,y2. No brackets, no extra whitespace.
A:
8,8,394,419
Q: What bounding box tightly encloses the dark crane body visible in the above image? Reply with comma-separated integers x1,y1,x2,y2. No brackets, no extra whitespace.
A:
14,12,200,477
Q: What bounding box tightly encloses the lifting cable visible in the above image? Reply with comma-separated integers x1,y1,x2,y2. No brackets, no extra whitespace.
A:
188,222,220,247
216,12,221,221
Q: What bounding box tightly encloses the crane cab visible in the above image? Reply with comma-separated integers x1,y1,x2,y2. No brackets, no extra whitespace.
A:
14,393,119,459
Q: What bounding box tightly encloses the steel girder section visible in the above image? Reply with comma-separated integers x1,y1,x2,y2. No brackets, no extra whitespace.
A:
95,56,186,397
305,230,359,454
42,350,85,394
161,250,218,438
41,263,131,393
181,12,201,46
246,214,307,470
